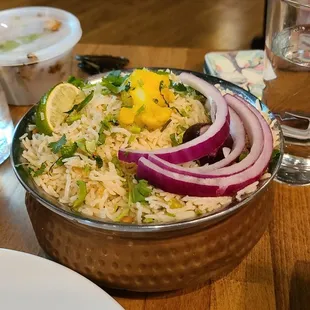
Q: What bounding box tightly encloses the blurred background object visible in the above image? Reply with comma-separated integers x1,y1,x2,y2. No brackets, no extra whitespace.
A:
0,0,264,50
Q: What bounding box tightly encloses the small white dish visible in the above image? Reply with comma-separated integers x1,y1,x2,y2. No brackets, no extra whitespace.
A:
0,248,124,310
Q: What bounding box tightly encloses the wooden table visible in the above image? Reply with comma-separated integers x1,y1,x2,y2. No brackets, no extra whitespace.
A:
1,44,310,310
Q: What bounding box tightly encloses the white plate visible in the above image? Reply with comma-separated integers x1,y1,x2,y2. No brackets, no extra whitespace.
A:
0,249,124,310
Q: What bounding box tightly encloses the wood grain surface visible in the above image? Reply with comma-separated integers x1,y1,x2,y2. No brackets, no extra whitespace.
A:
1,44,309,310
0,0,264,50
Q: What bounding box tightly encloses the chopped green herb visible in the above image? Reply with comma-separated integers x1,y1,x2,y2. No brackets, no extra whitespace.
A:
60,142,78,158
124,83,131,92
129,179,152,203
165,211,176,217
76,138,87,153
72,180,87,209
170,133,182,146
83,165,91,174
56,157,64,166
93,155,103,168
129,125,141,134
180,109,188,117
143,218,155,223
153,98,159,104
170,81,205,101
48,135,67,154
83,83,95,89
97,119,110,146
32,163,47,177
85,140,96,153
238,152,248,162
136,105,145,115
100,119,111,131
101,71,130,94
111,156,123,176
28,167,34,175
171,82,187,92
67,76,85,89
66,113,81,125
128,135,136,144
66,91,94,114
177,125,187,133
97,132,106,146
101,88,111,95
115,207,130,222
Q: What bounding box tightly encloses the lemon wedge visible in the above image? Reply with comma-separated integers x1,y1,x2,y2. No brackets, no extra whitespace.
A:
36,83,85,135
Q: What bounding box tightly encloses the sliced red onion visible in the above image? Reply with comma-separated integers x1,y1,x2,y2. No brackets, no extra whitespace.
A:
137,96,273,197
146,107,247,177
118,73,230,164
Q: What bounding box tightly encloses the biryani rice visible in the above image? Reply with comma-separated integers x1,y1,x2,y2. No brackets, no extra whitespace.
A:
20,74,279,224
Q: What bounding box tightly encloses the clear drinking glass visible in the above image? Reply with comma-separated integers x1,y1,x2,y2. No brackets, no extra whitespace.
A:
0,90,14,164
264,0,310,185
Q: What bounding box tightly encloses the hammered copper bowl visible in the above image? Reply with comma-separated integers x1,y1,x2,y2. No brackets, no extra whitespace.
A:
11,69,283,292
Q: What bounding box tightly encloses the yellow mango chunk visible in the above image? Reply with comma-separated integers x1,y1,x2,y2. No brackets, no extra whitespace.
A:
161,87,175,103
118,69,175,130
119,107,136,126
136,101,172,130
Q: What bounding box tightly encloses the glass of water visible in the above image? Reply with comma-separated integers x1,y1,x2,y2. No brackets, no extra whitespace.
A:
0,89,14,165
264,0,310,185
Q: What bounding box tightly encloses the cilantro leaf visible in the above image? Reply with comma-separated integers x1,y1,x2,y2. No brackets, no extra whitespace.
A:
170,82,205,101
101,71,130,94
97,115,118,146
48,135,67,154
33,163,46,177
60,142,78,158
67,76,85,89
130,179,152,203
171,82,187,92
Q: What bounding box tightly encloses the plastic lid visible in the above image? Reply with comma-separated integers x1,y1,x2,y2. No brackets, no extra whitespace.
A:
0,7,82,66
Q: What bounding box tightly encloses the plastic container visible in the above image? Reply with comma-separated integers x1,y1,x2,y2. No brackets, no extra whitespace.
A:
0,7,82,106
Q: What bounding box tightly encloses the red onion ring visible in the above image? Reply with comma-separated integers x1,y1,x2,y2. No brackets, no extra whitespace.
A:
118,73,230,164
146,95,265,178
136,95,273,197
